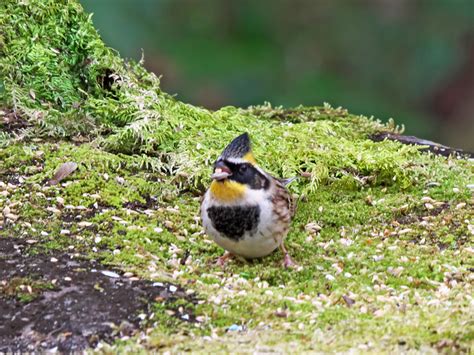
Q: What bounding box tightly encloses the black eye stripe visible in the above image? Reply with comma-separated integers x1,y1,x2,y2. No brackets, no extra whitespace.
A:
215,161,251,171
214,160,269,189
221,161,269,190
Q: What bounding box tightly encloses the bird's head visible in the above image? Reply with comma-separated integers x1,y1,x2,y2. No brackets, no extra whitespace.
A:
210,133,269,201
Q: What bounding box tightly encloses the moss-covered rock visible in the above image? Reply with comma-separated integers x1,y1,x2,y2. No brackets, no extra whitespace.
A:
1,0,473,352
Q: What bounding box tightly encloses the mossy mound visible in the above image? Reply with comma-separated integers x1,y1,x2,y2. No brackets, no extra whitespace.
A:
1,0,418,194
1,0,473,352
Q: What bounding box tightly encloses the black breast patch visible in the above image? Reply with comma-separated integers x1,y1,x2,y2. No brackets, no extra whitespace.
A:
207,205,260,241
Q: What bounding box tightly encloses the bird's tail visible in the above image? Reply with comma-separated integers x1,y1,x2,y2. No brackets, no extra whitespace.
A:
279,176,298,186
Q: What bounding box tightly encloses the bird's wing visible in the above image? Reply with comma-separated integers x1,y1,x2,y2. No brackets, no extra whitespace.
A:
273,178,296,219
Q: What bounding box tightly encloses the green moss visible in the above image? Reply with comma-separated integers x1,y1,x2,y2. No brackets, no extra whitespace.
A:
1,0,421,194
1,137,472,352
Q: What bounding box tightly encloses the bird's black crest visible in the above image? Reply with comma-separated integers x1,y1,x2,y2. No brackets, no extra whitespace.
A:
220,133,251,160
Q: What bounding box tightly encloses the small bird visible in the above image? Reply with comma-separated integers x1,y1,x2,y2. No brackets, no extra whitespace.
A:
201,133,296,267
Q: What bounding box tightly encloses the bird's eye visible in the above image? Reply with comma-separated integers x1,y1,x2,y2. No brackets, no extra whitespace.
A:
239,164,248,173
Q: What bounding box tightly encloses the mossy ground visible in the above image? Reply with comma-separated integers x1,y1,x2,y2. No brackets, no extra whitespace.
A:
1,130,472,352
1,0,473,352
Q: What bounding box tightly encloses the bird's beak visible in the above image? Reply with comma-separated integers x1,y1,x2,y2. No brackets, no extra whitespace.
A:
211,162,231,181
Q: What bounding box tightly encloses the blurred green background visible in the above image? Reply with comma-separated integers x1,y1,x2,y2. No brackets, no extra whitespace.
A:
80,0,474,150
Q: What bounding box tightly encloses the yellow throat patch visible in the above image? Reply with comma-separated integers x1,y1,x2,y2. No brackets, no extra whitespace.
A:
210,180,246,202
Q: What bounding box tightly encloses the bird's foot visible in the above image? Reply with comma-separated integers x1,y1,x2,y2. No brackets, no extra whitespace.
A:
280,242,296,268
216,251,233,267
283,253,296,268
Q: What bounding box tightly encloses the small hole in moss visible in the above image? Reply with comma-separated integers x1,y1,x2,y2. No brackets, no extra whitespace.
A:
97,68,119,98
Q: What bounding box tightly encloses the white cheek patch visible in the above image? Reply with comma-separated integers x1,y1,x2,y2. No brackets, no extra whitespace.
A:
225,157,247,165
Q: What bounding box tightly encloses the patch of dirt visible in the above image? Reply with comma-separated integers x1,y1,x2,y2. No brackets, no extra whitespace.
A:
0,108,29,135
123,194,159,210
396,203,450,225
0,238,196,352
60,207,99,225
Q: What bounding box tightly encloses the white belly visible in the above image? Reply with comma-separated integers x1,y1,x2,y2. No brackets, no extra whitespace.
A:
201,189,287,259
211,230,280,258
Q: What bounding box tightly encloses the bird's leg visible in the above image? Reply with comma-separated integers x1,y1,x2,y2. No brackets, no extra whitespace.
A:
216,251,233,267
280,242,295,268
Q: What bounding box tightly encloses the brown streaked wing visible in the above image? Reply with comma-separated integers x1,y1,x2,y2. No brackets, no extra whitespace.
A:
272,178,295,222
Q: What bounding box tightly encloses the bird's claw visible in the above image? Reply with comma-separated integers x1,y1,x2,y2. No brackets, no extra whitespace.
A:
216,257,227,267
283,254,296,268
216,252,232,267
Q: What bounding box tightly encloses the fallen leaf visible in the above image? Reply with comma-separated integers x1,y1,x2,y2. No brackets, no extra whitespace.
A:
274,310,288,318
305,222,322,234
48,162,78,185
342,295,355,307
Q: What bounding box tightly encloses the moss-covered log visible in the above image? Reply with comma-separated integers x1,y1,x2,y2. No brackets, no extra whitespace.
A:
1,0,473,352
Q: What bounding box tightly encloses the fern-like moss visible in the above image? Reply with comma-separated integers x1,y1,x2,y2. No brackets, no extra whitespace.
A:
0,0,419,195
